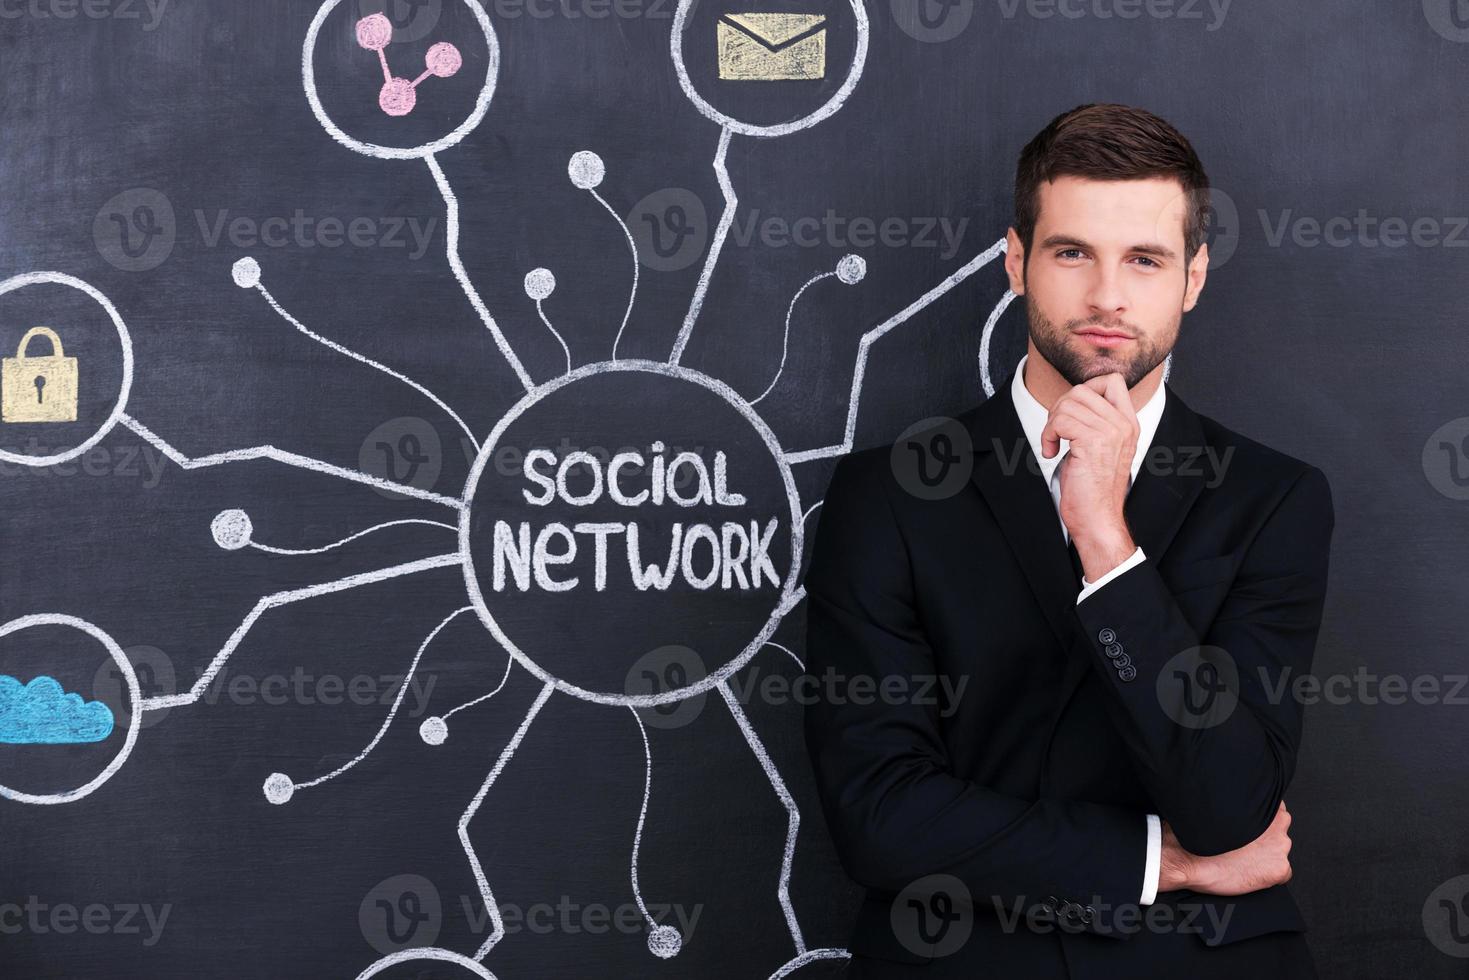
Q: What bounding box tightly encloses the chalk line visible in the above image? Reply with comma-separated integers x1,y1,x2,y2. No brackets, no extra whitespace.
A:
750,272,835,406
441,655,515,727
533,298,572,375
287,606,474,794
718,680,807,956
425,152,538,393
762,641,804,672
584,187,640,362
138,553,464,711
462,679,556,960
249,518,457,556
241,264,479,451
769,949,850,978
668,126,735,366
977,287,1019,397
784,236,1008,464
120,414,465,510
627,706,656,927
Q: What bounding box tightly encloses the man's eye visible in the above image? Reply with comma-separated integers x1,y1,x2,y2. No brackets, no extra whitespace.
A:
1057,248,1084,260
1132,256,1159,268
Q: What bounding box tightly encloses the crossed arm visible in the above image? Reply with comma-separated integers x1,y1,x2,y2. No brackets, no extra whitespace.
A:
802,451,1333,919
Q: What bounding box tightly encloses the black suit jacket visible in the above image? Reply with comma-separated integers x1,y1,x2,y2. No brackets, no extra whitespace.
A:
803,375,1334,979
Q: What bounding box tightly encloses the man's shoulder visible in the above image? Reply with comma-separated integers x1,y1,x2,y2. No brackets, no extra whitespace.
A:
1187,402,1332,503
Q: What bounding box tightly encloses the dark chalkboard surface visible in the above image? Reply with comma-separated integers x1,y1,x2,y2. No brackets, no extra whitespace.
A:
0,0,1465,977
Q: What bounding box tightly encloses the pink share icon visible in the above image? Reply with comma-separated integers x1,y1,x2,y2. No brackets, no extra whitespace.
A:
355,12,462,117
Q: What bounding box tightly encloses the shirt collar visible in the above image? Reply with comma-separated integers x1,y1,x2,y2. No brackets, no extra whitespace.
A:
1009,352,1167,489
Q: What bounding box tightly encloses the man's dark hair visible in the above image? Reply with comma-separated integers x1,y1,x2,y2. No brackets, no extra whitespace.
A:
1013,103,1211,266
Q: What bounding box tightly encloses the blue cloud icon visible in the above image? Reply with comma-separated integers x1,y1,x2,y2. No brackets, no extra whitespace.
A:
0,675,115,744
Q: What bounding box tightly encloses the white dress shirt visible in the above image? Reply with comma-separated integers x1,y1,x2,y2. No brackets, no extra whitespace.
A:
1009,353,1167,905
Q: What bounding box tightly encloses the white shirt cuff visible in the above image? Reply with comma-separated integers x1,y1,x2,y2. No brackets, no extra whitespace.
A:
1076,547,1147,604
1141,813,1162,905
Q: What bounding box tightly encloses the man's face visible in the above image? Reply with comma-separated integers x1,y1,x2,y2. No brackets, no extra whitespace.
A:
1004,176,1208,388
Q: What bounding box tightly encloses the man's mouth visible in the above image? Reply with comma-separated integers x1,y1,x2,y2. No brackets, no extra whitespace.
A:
1074,328,1134,349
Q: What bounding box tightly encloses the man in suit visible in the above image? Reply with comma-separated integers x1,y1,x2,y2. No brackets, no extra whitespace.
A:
803,103,1333,978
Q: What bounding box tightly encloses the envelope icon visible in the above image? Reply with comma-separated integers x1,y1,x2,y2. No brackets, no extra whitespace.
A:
717,12,827,80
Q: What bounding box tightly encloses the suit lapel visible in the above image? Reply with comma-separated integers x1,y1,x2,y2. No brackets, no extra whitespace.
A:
965,374,1212,787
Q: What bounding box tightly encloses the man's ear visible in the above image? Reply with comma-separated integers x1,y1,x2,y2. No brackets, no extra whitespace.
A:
1182,242,1209,312
1004,227,1027,295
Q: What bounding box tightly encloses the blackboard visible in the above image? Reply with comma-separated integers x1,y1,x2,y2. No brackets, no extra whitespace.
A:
0,0,1465,977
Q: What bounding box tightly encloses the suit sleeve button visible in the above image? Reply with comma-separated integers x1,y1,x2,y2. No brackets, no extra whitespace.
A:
1098,628,1117,645
1118,665,1138,682
1104,643,1124,659
1112,652,1132,669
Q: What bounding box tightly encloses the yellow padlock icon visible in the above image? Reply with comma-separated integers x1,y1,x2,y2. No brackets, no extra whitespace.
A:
2,327,79,423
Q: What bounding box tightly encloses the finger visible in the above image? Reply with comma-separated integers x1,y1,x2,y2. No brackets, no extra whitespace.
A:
1074,380,1139,439
1043,410,1107,455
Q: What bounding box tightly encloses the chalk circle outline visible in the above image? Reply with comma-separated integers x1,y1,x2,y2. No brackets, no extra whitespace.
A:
353,946,498,979
0,614,142,805
303,0,500,161
0,273,134,468
670,0,870,139
459,359,804,707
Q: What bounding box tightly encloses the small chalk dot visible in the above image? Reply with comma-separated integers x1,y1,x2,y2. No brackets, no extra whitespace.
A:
355,13,393,51
647,925,682,958
523,268,556,301
211,509,253,551
425,41,462,78
231,257,261,289
263,772,295,805
420,716,449,745
379,77,416,117
568,150,605,189
836,254,866,285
